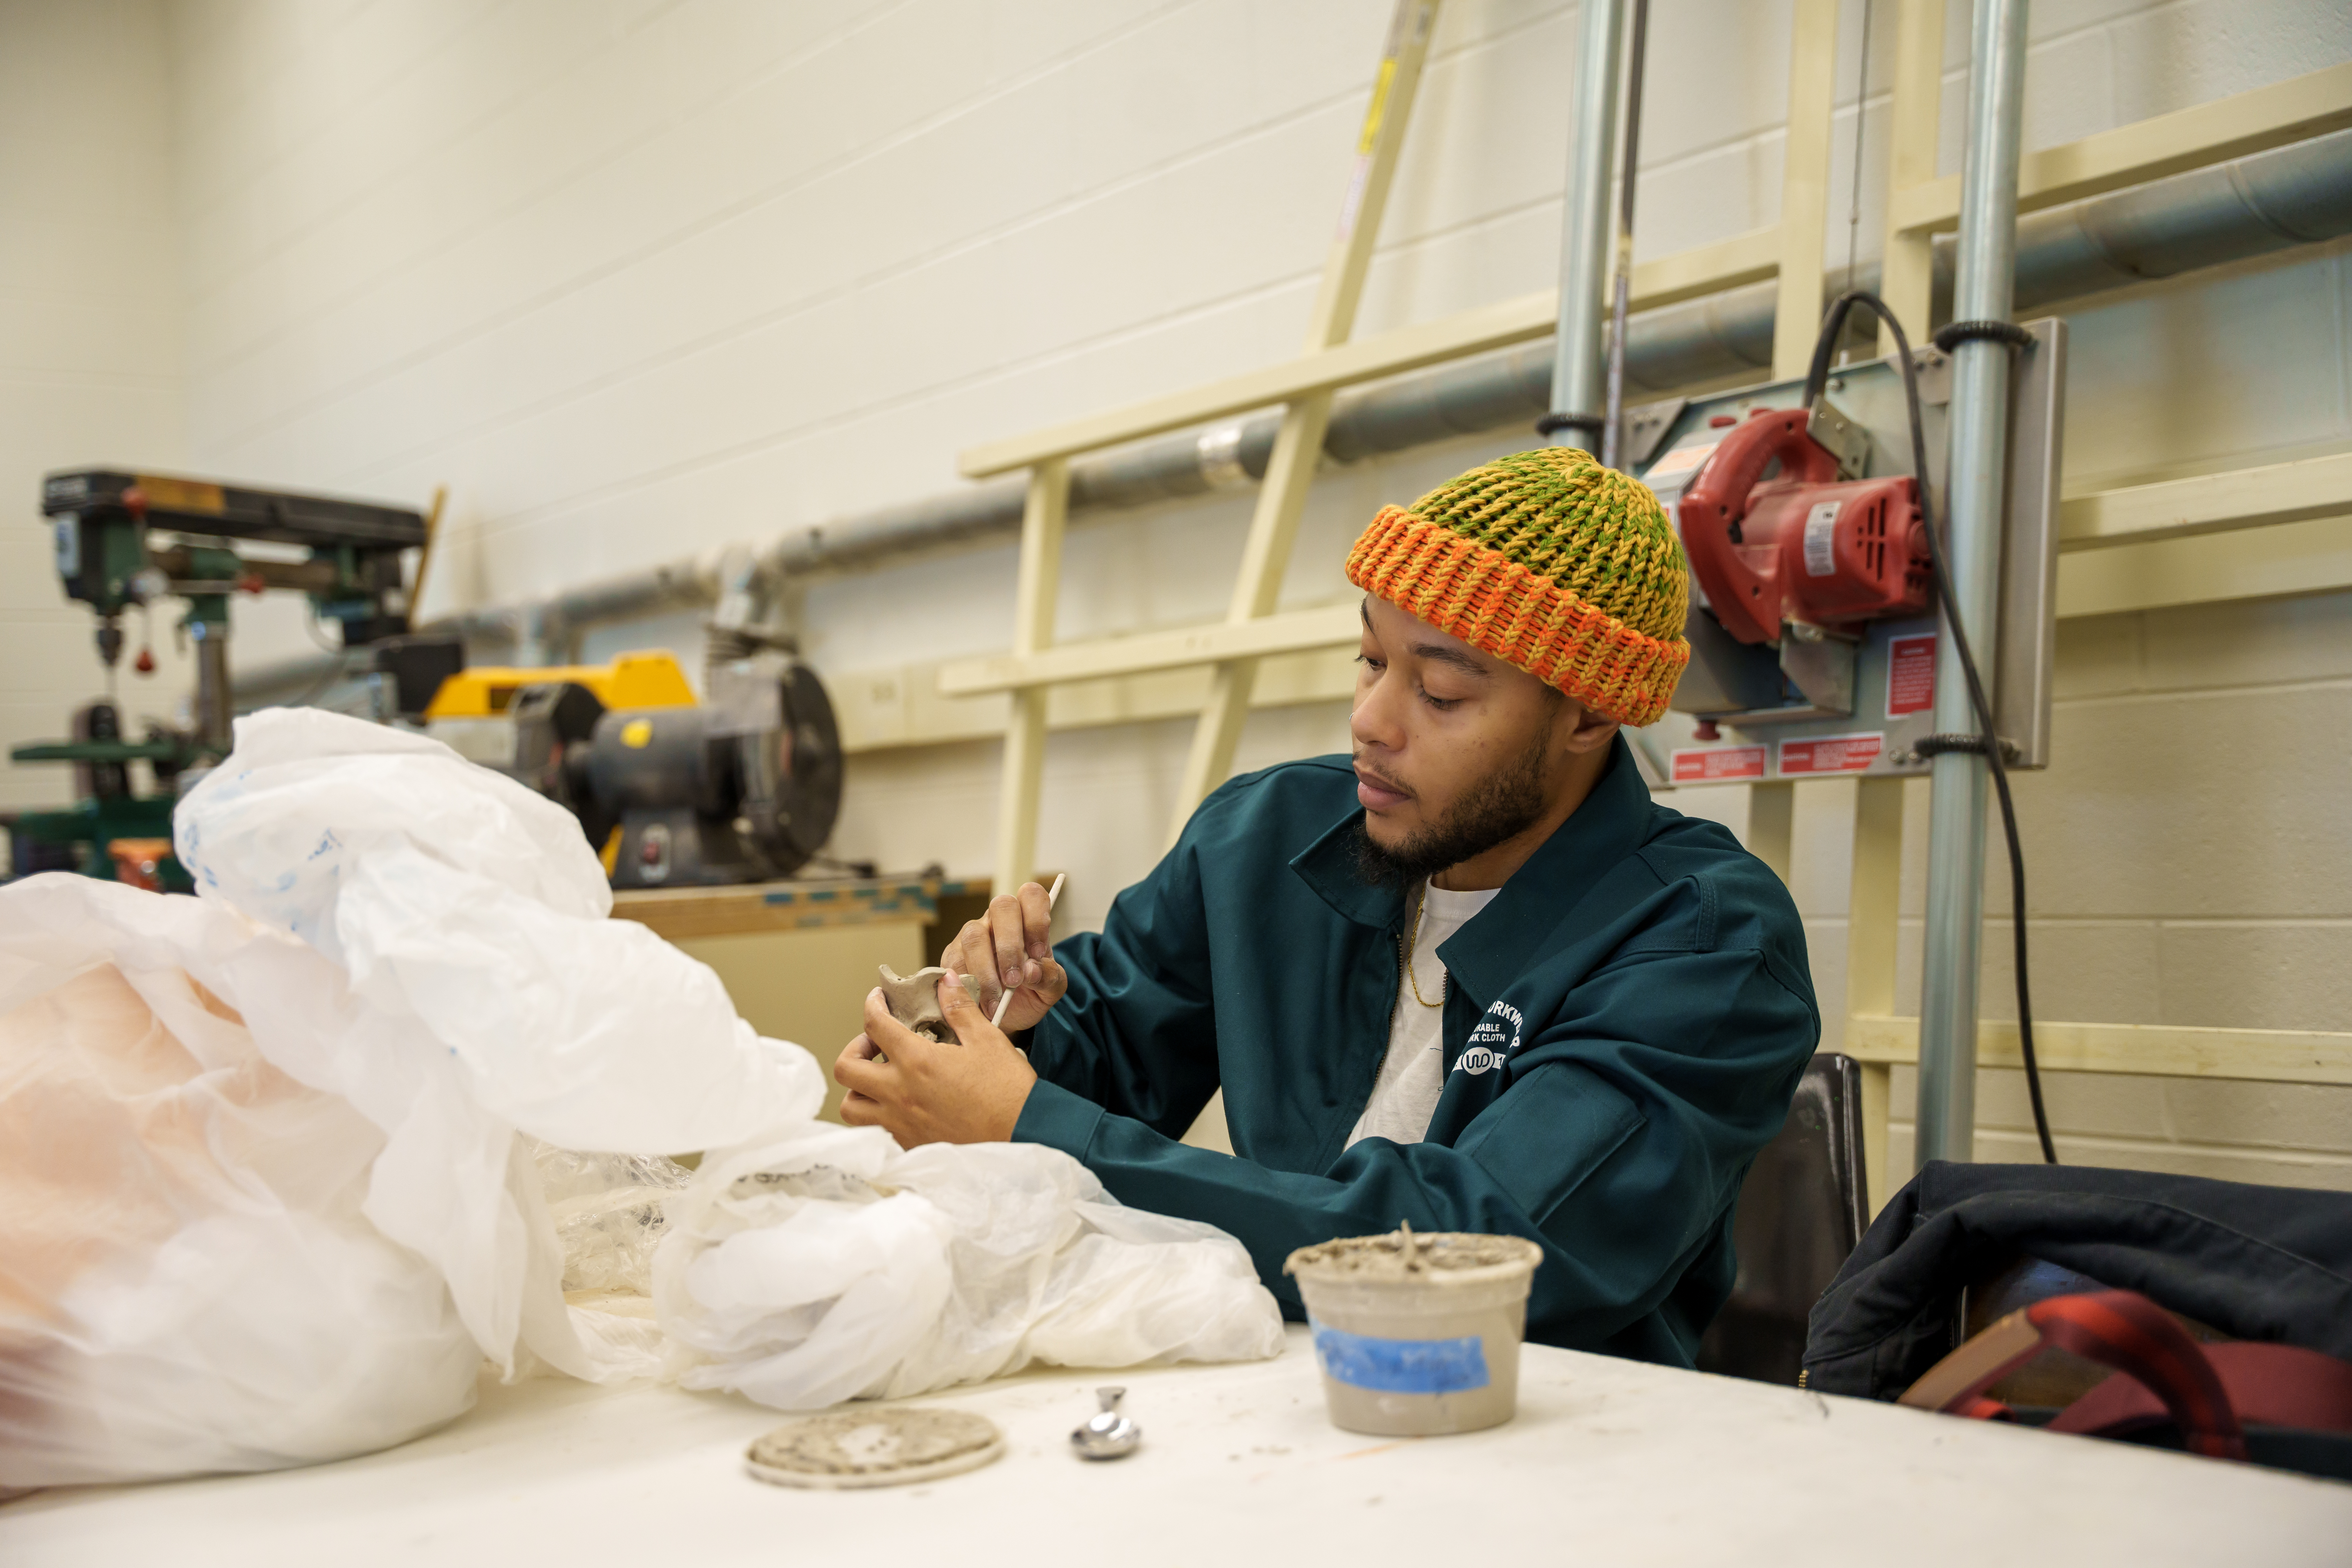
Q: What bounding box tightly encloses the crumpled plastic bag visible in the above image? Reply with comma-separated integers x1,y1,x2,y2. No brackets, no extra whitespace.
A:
0,880,480,1486
657,1123,1287,1410
540,1147,691,1296
0,707,1283,1484
170,709,826,1386
536,1145,692,1379
0,709,824,1486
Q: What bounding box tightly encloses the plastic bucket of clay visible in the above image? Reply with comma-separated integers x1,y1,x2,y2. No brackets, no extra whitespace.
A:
1284,1227,1543,1437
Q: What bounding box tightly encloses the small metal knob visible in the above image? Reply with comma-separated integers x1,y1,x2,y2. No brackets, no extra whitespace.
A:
1069,1386,1141,1461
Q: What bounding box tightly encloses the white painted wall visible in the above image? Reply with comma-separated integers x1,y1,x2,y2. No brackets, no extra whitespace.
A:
0,0,192,818
4,0,2348,1188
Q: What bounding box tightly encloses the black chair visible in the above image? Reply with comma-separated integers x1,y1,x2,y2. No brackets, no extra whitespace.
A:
1697,1051,1869,1384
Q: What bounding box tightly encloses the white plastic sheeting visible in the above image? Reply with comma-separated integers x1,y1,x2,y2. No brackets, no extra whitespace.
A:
660,1125,1287,1409
0,883,480,1486
0,709,1280,1487
171,709,824,1382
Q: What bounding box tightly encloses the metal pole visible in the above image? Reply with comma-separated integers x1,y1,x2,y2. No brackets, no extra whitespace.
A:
1916,0,2029,1168
1601,0,1650,470
1547,0,1626,454
191,622,233,753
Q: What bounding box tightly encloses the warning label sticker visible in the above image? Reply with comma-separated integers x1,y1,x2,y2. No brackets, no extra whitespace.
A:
1778,732,1884,775
1645,439,1720,480
1888,633,1937,717
1671,745,1767,784
1802,501,1842,577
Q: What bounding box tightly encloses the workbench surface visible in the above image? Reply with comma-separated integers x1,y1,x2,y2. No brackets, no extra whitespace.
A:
6,1324,2345,1565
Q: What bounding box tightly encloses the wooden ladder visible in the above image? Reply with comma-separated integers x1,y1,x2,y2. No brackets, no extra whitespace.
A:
956,0,1859,894
980,0,1446,893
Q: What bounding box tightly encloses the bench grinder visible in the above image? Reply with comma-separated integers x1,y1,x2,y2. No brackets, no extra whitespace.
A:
517,654,843,889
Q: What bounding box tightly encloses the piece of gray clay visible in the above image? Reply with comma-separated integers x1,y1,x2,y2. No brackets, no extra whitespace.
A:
877,965,982,1042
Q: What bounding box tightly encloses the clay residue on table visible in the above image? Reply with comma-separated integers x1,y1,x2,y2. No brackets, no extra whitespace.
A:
1284,1224,1535,1280
747,1408,1000,1477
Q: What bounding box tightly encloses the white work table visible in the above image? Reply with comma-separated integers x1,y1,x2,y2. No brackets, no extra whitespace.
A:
5,1324,2346,1566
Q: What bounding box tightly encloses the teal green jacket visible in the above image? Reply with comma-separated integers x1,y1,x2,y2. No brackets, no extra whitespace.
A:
1010,738,1819,1366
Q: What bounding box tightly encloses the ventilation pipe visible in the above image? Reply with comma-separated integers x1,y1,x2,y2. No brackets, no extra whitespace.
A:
234,127,2352,694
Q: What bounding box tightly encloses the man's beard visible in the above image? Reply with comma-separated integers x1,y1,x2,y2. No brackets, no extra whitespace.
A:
1350,723,1556,889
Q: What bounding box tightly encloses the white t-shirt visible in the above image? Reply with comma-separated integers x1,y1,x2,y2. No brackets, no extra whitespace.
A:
1345,880,1500,1148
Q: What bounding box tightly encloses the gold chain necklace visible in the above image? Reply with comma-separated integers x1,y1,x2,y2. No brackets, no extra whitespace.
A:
1401,882,1444,1007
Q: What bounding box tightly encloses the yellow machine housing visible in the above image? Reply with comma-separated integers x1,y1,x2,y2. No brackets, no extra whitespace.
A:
423,650,698,720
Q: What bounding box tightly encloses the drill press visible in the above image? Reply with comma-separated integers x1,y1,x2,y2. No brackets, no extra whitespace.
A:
8,469,460,885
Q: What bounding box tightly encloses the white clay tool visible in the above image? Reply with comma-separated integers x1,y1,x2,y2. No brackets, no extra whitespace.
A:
990,871,1066,1029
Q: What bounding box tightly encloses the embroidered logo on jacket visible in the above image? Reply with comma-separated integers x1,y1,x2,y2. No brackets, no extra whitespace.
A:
1458,1000,1523,1076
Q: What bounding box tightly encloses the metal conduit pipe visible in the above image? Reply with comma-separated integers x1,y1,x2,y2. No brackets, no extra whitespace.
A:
237,128,2352,693
1548,0,1630,455
1917,0,2030,1169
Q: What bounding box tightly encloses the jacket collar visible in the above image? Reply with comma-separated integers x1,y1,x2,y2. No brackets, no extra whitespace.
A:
1289,800,1408,931
1437,735,1651,1008
1288,734,1652,990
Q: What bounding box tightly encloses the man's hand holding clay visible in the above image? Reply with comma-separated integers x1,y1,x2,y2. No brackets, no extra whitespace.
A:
835,966,1039,1145
833,882,1066,1144
937,881,1068,1031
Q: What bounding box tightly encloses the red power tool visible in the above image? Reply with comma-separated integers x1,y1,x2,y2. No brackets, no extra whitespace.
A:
1676,408,1931,645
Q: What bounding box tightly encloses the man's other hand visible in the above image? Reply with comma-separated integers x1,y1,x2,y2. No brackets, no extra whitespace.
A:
939,882,1067,1032
835,971,1038,1146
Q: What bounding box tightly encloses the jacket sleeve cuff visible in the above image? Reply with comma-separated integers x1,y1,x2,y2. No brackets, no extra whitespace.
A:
1011,1076,1105,1161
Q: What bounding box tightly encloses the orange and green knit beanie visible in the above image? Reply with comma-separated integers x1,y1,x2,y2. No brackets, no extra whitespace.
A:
1343,446,1689,726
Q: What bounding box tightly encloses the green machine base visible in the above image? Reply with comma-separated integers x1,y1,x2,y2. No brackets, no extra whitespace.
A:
5,736,196,891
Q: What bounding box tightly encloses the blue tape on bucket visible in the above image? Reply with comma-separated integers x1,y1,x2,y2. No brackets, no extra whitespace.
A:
1309,1319,1490,1395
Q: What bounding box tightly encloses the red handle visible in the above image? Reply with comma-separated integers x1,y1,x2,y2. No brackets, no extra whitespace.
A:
1677,408,1841,540
1929,1290,2248,1462
2025,1291,2246,1460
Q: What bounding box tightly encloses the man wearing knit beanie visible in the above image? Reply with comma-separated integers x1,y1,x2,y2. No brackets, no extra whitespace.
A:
838,447,1820,1369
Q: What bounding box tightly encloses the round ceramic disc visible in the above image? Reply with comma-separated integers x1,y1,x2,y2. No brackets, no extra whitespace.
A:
744,1408,1006,1490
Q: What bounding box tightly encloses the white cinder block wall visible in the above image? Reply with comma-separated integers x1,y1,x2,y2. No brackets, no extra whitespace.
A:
6,0,2350,1189
0,0,194,813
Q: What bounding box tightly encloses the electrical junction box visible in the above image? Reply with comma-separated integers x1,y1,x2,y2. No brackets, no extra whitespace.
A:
1632,318,2066,789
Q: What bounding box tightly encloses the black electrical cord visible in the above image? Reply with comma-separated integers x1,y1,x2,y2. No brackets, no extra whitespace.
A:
286,654,363,711
282,606,366,710
302,605,346,656
1802,289,2058,1165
